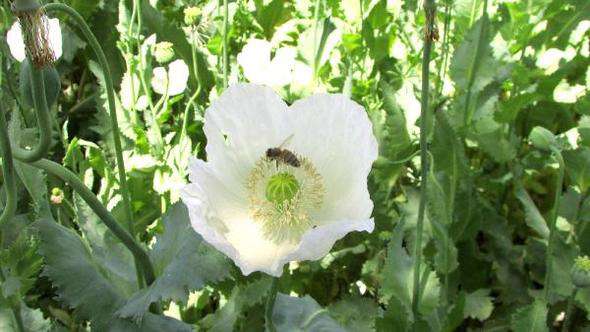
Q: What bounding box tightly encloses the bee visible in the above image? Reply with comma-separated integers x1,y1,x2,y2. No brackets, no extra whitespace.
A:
266,134,301,168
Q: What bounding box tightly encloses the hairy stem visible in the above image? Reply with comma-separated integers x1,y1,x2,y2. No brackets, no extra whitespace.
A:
544,147,565,302
0,104,17,226
265,277,279,332
412,0,436,321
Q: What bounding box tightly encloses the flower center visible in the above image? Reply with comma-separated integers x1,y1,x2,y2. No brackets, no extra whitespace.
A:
265,172,300,204
246,153,324,244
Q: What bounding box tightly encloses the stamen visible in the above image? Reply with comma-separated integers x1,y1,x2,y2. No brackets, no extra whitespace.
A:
14,7,55,68
246,155,324,244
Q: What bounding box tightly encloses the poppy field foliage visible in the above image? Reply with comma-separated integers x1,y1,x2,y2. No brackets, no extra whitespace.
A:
0,0,590,331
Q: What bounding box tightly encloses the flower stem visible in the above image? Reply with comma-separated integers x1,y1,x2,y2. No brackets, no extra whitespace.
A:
42,3,142,287
11,64,53,163
0,57,17,227
562,287,578,332
221,0,229,88
544,147,565,302
411,0,436,321
265,277,279,332
29,159,158,290
312,0,322,85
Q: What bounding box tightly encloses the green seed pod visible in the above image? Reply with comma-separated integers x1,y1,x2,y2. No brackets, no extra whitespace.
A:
153,42,175,64
529,126,556,151
19,58,61,109
11,0,41,12
572,256,590,288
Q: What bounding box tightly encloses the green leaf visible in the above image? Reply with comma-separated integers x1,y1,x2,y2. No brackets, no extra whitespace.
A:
514,185,550,239
117,203,232,320
36,218,192,331
272,293,345,331
464,289,494,321
201,278,272,332
14,161,51,219
449,15,496,128
511,298,548,332
253,0,293,39
328,296,381,332
381,221,440,318
563,147,590,193
0,304,51,332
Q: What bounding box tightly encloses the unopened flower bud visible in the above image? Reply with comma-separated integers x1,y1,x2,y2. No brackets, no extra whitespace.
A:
529,126,557,151
572,256,590,288
50,187,64,205
153,42,175,64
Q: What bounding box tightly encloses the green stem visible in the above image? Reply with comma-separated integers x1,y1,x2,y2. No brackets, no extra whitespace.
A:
562,287,578,332
222,0,229,88
43,4,135,239
411,0,436,321
29,159,158,290
436,1,452,97
265,277,279,332
43,3,144,291
11,65,52,162
0,105,17,226
312,0,322,84
544,147,565,302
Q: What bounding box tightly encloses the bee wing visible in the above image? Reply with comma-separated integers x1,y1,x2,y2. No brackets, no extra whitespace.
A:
277,134,295,148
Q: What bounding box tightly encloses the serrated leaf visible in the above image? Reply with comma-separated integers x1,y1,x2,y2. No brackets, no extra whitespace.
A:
201,278,272,332
464,289,494,321
272,293,345,331
511,298,548,332
328,296,381,332
117,203,231,320
36,218,192,331
381,221,441,318
0,304,51,332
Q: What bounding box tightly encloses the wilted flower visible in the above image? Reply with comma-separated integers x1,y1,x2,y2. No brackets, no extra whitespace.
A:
153,41,175,64
6,17,62,64
184,6,202,26
151,59,189,96
181,84,378,276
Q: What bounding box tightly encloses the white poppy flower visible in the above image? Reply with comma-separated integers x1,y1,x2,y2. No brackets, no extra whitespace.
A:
6,18,63,62
121,73,148,110
237,38,296,88
151,59,189,96
181,84,377,276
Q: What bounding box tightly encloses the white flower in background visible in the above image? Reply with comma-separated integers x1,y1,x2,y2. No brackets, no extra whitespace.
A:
6,18,62,62
237,39,296,88
121,73,148,110
181,84,377,276
151,59,189,96
536,48,565,75
570,20,590,45
553,79,586,104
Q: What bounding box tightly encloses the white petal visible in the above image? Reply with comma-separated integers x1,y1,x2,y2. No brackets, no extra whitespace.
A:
151,60,189,96
237,39,271,84
203,84,290,187
6,21,26,62
287,94,378,222
47,18,63,60
268,47,296,87
167,60,189,96
281,218,374,264
151,67,168,95
182,158,298,276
